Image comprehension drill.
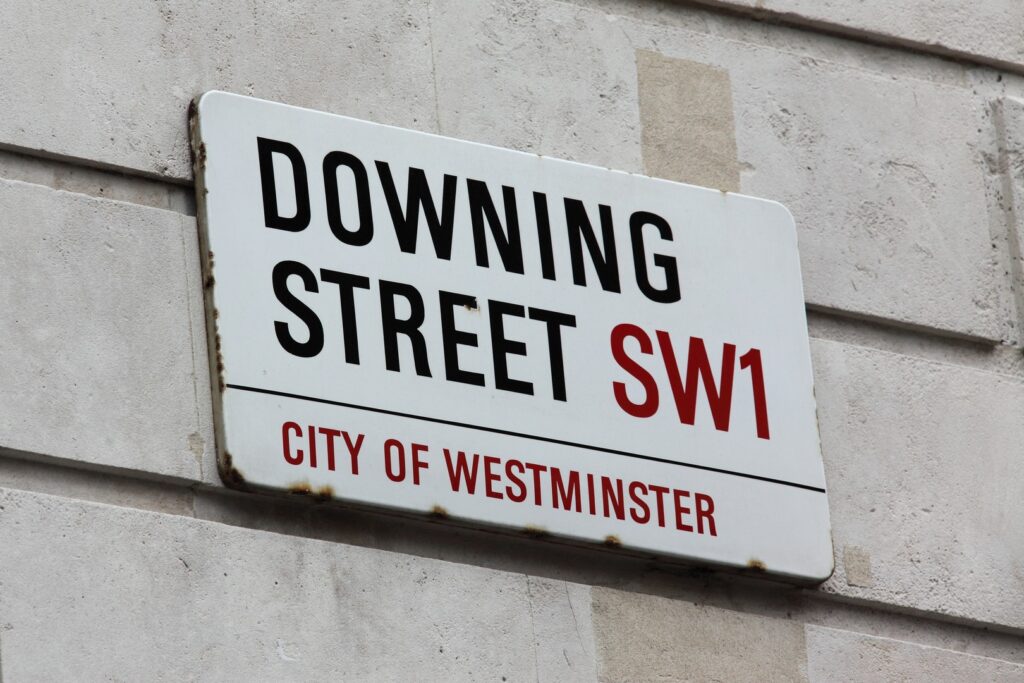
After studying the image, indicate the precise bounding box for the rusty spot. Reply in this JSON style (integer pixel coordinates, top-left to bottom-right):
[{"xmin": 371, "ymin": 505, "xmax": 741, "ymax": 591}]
[
  {"xmin": 429, "ymin": 504, "xmax": 449, "ymax": 519},
  {"xmin": 314, "ymin": 485, "xmax": 334, "ymax": 500},
  {"xmin": 522, "ymin": 525, "xmax": 549, "ymax": 538},
  {"xmin": 197, "ymin": 142, "xmax": 207, "ymax": 169},
  {"xmin": 204, "ymin": 252, "xmax": 216, "ymax": 290},
  {"xmin": 463, "ymin": 297, "xmax": 479, "ymax": 312},
  {"xmin": 212, "ymin": 308, "xmax": 220, "ymax": 320},
  {"xmin": 215, "ymin": 352, "xmax": 225, "ymax": 392},
  {"xmin": 219, "ymin": 451, "xmax": 248, "ymax": 490},
  {"xmin": 213, "ymin": 332, "xmax": 225, "ymax": 391},
  {"xmin": 187, "ymin": 99, "xmax": 203, "ymax": 174},
  {"xmin": 604, "ymin": 535, "xmax": 622, "ymax": 547},
  {"xmin": 746, "ymin": 558, "xmax": 767, "ymax": 571},
  {"xmin": 288, "ymin": 481, "xmax": 313, "ymax": 495}
]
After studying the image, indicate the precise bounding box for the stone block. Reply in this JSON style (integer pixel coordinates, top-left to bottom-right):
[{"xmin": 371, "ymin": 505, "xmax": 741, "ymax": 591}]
[
  {"xmin": 636, "ymin": 49, "xmax": 740, "ymax": 191},
  {"xmin": 429, "ymin": 0, "xmax": 645, "ymax": 173},
  {"xmin": 996, "ymin": 96, "xmax": 1024, "ymax": 338},
  {"xmin": 811, "ymin": 338, "xmax": 1024, "ymax": 629},
  {"xmin": 0, "ymin": 486, "xmax": 591, "ymax": 681},
  {"xmin": 0, "ymin": 179, "xmax": 212, "ymax": 481},
  {"xmin": 591, "ymin": 586, "xmax": 808, "ymax": 681},
  {"xmin": 0, "ymin": 0, "xmax": 437, "ymax": 180}
]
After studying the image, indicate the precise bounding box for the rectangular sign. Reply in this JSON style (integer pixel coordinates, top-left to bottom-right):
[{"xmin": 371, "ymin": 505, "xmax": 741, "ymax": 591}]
[{"xmin": 191, "ymin": 91, "xmax": 833, "ymax": 582}]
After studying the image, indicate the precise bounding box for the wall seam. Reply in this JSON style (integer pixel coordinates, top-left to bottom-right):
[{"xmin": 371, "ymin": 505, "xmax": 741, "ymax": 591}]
[{"xmin": 667, "ymin": 0, "xmax": 1024, "ymax": 77}]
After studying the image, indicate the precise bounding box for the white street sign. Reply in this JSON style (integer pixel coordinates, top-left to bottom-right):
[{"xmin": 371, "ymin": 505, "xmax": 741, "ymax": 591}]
[{"xmin": 191, "ymin": 91, "xmax": 833, "ymax": 582}]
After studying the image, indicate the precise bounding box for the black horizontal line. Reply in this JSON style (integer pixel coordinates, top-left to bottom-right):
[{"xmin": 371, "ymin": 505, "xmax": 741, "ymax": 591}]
[{"xmin": 225, "ymin": 383, "xmax": 827, "ymax": 494}]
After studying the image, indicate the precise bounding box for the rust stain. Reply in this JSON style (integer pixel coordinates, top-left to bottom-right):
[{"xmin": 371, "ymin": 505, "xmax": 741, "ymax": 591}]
[
  {"xmin": 522, "ymin": 525, "xmax": 549, "ymax": 538},
  {"xmin": 219, "ymin": 451, "xmax": 248, "ymax": 490},
  {"xmin": 314, "ymin": 485, "xmax": 334, "ymax": 500},
  {"xmin": 288, "ymin": 481, "xmax": 313, "ymax": 495},
  {"xmin": 214, "ymin": 332, "xmax": 225, "ymax": 391},
  {"xmin": 187, "ymin": 99, "xmax": 200, "ymax": 171},
  {"xmin": 603, "ymin": 535, "xmax": 622, "ymax": 547},
  {"xmin": 215, "ymin": 353, "xmax": 225, "ymax": 391},
  {"xmin": 429, "ymin": 504, "xmax": 449, "ymax": 519},
  {"xmin": 196, "ymin": 142, "xmax": 207, "ymax": 169},
  {"xmin": 205, "ymin": 251, "xmax": 216, "ymax": 290},
  {"xmin": 463, "ymin": 297, "xmax": 479, "ymax": 312},
  {"xmin": 746, "ymin": 558, "xmax": 767, "ymax": 571}
]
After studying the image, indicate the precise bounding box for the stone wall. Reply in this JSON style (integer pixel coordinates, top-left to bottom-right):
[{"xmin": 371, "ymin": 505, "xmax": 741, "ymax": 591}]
[{"xmin": 1, "ymin": 0, "xmax": 1023, "ymax": 679}]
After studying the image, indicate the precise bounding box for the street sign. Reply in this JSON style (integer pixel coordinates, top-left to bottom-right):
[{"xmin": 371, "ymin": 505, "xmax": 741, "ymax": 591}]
[{"xmin": 191, "ymin": 91, "xmax": 833, "ymax": 582}]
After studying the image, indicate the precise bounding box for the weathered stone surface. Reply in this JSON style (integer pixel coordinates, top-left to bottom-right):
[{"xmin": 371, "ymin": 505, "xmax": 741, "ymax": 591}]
[
  {"xmin": 0, "ymin": 487, "xmax": 592, "ymax": 681},
  {"xmin": 997, "ymin": 96, "xmax": 1024, "ymax": 338},
  {"xmin": 695, "ymin": 0, "xmax": 1024, "ymax": 71},
  {"xmin": 431, "ymin": 0, "xmax": 1014, "ymax": 342},
  {"xmin": 806, "ymin": 626, "xmax": 1024, "ymax": 682},
  {"xmin": 636, "ymin": 49, "xmax": 740, "ymax": 191},
  {"xmin": 732, "ymin": 63, "xmax": 1006, "ymax": 341},
  {"xmin": 0, "ymin": 0, "xmax": 437, "ymax": 180},
  {"xmin": 0, "ymin": 179, "xmax": 212, "ymax": 481},
  {"xmin": 429, "ymin": 0, "xmax": 645, "ymax": 173},
  {"xmin": 811, "ymin": 338, "xmax": 1024, "ymax": 629},
  {"xmin": 527, "ymin": 576, "xmax": 599, "ymax": 681},
  {"xmin": 592, "ymin": 587, "xmax": 808, "ymax": 682}
]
